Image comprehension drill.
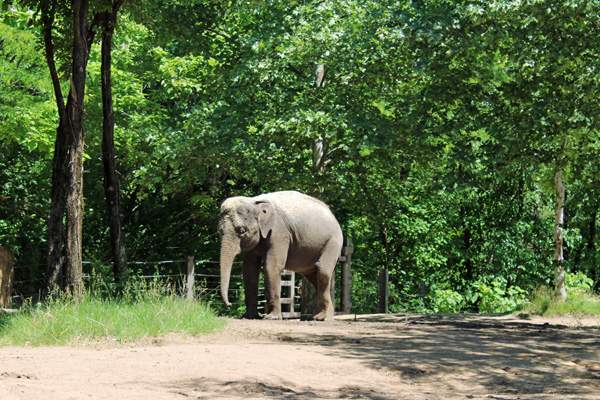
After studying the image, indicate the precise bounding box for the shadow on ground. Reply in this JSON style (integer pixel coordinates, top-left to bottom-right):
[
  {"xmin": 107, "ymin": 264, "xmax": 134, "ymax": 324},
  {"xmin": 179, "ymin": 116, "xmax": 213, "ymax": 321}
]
[{"xmin": 283, "ymin": 314, "xmax": 600, "ymax": 398}]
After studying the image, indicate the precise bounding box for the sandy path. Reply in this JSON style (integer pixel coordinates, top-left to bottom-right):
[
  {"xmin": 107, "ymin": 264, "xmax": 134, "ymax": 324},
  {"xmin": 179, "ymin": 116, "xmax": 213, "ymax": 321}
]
[{"xmin": 1, "ymin": 313, "xmax": 599, "ymax": 399}]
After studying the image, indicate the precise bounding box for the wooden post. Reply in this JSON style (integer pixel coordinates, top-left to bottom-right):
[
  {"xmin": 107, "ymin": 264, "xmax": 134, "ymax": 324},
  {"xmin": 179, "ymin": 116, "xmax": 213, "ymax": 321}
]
[
  {"xmin": 185, "ymin": 254, "xmax": 195, "ymax": 300},
  {"xmin": 300, "ymin": 275, "xmax": 316, "ymax": 320},
  {"xmin": 340, "ymin": 237, "xmax": 353, "ymax": 314},
  {"xmin": 0, "ymin": 246, "xmax": 14, "ymax": 308},
  {"xmin": 378, "ymin": 267, "xmax": 389, "ymax": 314},
  {"xmin": 418, "ymin": 280, "xmax": 426, "ymax": 303}
]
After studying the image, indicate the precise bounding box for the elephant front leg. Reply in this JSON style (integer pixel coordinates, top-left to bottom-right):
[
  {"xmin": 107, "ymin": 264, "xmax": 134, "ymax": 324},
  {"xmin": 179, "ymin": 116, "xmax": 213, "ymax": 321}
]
[
  {"xmin": 241, "ymin": 254, "xmax": 261, "ymax": 319},
  {"xmin": 263, "ymin": 254, "xmax": 286, "ymax": 320},
  {"xmin": 263, "ymin": 269, "xmax": 283, "ymax": 320}
]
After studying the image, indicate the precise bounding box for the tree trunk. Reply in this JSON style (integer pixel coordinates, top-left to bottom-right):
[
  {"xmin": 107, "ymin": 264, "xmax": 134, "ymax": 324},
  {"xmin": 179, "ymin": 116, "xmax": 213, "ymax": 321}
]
[
  {"xmin": 586, "ymin": 201, "xmax": 598, "ymax": 254},
  {"xmin": 43, "ymin": 0, "xmax": 97, "ymax": 296},
  {"xmin": 0, "ymin": 247, "xmax": 14, "ymax": 308},
  {"xmin": 64, "ymin": 114, "xmax": 85, "ymax": 296},
  {"xmin": 554, "ymin": 136, "xmax": 568, "ymax": 301},
  {"xmin": 377, "ymin": 227, "xmax": 391, "ymax": 314},
  {"xmin": 302, "ymin": 138, "xmax": 322, "ymax": 312},
  {"xmin": 377, "ymin": 266, "xmax": 389, "ymax": 314},
  {"xmin": 100, "ymin": 2, "xmax": 127, "ymax": 284},
  {"xmin": 64, "ymin": 0, "xmax": 92, "ymax": 297},
  {"xmin": 42, "ymin": 0, "xmax": 69, "ymax": 291},
  {"xmin": 46, "ymin": 121, "xmax": 69, "ymax": 290},
  {"xmin": 300, "ymin": 275, "xmax": 317, "ymax": 319},
  {"xmin": 302, "ymin": 63, "xmax": 329, "ymax": 315},
  {"xmin": 310, "ymin": 63, "xmax": 327, "ymax": 195},
  {"xmin": 554, "ymin": 168, "xmax": 567, "ymax": 301}
]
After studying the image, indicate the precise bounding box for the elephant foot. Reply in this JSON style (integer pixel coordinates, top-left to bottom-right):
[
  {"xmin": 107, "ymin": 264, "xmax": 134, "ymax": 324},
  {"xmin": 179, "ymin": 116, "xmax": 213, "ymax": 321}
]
[
  {"xmin": 241, "ymin": 311, "xmax": 261, "ymax": 320},
  {"xmin": 263, "ymin": 312, "xmax": 282, "ymax": 320},
  {"xmin": 312, "ymin": 310, "xmax": 333, "ymax": 321}
]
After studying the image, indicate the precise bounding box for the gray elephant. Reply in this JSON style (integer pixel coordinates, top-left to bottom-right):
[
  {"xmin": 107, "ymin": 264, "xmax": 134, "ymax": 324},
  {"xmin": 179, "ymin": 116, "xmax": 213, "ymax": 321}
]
[{"xmin": 218, "ymin": 191, "xmax": 343, "ymax": 321}]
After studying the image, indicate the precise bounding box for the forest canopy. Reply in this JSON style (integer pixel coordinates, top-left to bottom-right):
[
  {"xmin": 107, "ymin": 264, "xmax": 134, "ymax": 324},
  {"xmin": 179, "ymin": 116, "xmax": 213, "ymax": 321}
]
[{"xmin": 1, "ymin": 0, "xmax": 600, "ymax": 313}]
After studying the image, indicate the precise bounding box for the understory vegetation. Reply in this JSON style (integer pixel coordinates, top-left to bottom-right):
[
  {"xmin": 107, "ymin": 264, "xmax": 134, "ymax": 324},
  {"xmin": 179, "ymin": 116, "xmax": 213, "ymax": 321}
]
[
  {"xmin": 423, "ymin": 272, "xmax": 600, "ymax": 315},
  {"xmin": 2, "ymin": 0, "xmax": 600, "ymax": 318},
  {"xmin": 0, "ymin": 282, "xmax": 225, "ymax": 346}
]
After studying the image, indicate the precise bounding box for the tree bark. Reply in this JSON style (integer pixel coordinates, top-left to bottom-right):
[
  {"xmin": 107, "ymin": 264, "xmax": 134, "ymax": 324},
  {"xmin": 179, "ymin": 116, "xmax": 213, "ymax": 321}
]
[
  {"xmin": 42, "ymin": 0, "xmax": 102, "ymax": 295},
  {"xmin": 554, "ymin": 169, "xmax": 567, "ymax": 301},
  {"xmin": 62, "ymin": 0, "xmax": 91, "ymax": 297},
  {"xmin": 0, "ymin": 247, "xmax": 14, "ymax": 308},
  {"xmin": 100, "ymin": 1, "xmax": 128, "ymax": 284},
  {"xmin": 377, "ymin": 266, "xmax": 389, "ymax": 314},
  {"xmin": 46, "ymin": 123, "xmax": 69, "ymax": 290},
  {"xmin": 42, "ymin": 0, "xmax": 70, "ymax": 291},
  {"xmin": 554, "ymin": 136, "xmax": 568, "ymax": 301},
  {"xmin": 311, "ymin": 63, "xmax": 327, "ymax": 192},
  {"xmin": 586, "ymin": 202, "xmax": 598, "ymax": 254},
  {"xmin": 302, "ymin": 63, "xmax": 328, "ymax": 315}
]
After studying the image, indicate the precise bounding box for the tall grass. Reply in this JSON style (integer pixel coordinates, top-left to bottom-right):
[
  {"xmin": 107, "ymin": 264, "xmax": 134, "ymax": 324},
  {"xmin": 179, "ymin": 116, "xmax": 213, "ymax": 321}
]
[
  {"xmin": 523, "ymin": 286, "xmax": 600, "ymax": 316},
  {"xmin": 0, "ymin": 280, "xmax": 226, "ymax": 346}
]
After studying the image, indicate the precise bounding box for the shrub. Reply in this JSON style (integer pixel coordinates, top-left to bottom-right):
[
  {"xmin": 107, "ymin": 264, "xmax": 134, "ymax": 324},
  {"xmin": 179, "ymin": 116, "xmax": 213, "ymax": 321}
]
[
  {"xmin": 470, "ymin": 277, "xmax": 527, "ymax": 313},
  {"xmin": 431, "ymin": 288, "xmax": 465, "ymax": 313}
]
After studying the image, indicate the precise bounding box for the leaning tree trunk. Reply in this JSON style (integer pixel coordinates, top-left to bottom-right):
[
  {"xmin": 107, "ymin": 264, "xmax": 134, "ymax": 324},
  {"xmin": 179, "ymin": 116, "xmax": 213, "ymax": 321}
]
[
  {"xmin": 100, "ymin": 2, "xmax": 128, "ymax": 284},
  {"xmin": 42, "ymin": 0, "xmax": 69, "ymax": 291},
  {"xmin": 46, "ymin": 121, "xmax": 69, "ymax": 290}
]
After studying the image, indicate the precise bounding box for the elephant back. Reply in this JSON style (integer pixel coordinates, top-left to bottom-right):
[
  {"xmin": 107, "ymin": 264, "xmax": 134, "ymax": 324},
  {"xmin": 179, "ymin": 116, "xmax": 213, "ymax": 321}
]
[{"xmin": 253, "ymin": 191, "xmax": 331, "ymax": 219}]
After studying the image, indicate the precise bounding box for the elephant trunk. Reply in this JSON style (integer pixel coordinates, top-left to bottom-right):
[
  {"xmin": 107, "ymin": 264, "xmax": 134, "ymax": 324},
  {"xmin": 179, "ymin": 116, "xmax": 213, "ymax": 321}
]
[{"xmin": 219, "ymin": 233, "xmax": 241, "ymax": 309}]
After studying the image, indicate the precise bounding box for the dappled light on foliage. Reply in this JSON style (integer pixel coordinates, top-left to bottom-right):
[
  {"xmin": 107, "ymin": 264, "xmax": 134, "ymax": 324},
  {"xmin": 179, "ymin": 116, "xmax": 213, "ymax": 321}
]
[{"xmin": 1, "ymin": 0, "xmax": 600, "ymax": 313}]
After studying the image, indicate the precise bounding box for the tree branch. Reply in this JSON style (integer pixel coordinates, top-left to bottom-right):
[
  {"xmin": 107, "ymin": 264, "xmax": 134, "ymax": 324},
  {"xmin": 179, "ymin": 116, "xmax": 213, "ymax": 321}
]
[{"xmin": 40, "ymin": 0, "xmax": 66, "ymax": 117}]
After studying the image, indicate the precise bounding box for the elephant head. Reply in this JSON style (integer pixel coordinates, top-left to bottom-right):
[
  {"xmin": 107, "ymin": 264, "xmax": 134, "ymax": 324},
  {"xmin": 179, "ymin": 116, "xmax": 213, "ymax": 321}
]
[{"xmin": 218, "ymin": 197, "xmax": 274, "ymax": 308}]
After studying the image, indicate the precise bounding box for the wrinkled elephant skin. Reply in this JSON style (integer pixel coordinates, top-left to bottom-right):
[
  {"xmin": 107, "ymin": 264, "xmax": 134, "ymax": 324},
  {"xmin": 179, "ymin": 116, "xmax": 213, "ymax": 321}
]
[{"xmin": 218, "ymin": 191, "xmax": 343, "ymax": 321}]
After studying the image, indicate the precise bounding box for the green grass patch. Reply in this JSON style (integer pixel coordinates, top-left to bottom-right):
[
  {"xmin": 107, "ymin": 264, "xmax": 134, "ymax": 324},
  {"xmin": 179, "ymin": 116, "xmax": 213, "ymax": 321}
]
[
  {"xmin": 0, "ymin": 284, "xmax": 226, "ymax": 346},
  {"xmin": 522, "ymin": 286, "xmax": 600, "ymax": 316}
]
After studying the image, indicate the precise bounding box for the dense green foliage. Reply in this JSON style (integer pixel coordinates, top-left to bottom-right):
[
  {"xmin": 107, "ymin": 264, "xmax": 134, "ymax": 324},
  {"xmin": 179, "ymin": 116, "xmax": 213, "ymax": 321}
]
[{"xmin": 1, "ymin": 0, "xmax": 600, "ymax": 314}]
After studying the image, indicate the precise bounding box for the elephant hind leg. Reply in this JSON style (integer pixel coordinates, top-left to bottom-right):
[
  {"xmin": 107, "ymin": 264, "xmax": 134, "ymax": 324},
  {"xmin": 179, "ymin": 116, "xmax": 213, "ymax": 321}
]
[
  {"xmin": 300, "ymin": 270, "xmax": 328, "ymax": 321},
  {"xmin": 305, "ymin": 260, "xmax": 336, "ymax": 321},
  {"xmin": 312, "ymin": 271, "xmax": 334, "ymax": 321},
  {"xmin": 312, "ymin": 238, "xmax": 342, "ymax": 321}
]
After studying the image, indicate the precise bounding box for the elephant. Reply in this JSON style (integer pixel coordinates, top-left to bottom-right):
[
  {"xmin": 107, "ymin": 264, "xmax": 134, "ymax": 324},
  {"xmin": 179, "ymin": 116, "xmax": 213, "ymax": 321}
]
[{"xmin": 218, "ymin": 191, "xmax": 343, "ymax": 321}]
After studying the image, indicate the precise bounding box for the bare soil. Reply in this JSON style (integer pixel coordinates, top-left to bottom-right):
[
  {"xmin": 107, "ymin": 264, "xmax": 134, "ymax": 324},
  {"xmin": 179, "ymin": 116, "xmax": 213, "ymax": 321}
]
[{"xmin": 1, "ymin": 313, "xmax": 599, "ymax": 399}]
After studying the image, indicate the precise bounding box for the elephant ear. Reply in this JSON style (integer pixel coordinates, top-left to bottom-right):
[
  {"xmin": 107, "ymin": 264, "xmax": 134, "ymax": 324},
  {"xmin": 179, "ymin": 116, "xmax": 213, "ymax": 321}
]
[{"xmin": 256, "ymin": 200, "xmax": 275, "ymax": 239}]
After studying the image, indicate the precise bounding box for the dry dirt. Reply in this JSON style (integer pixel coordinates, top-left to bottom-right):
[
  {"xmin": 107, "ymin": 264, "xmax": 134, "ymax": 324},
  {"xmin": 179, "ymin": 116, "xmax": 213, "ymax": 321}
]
[{"xmin": 1, "ymin": 313, "xmax": 599, "ymax": 400}]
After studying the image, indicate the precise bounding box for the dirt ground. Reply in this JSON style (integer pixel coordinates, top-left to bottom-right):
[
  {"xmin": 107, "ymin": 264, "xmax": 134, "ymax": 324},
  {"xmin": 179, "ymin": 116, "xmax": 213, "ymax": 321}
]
[{"xmin": 0, "ymin": 313, "xmax": 599, "ymax": 400}]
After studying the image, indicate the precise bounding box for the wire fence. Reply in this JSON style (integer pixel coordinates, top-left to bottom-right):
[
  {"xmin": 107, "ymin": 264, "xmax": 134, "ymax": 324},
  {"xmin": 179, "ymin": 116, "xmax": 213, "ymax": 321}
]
[
  {"xmin": 8, "ymin": 267, "xmax": 432, "ymax": 316},
  {"xmin": 10, "ymin": 258, "xmax": 345, "ymax": 316},
  {"xmin": 11, "ymin": 259, "xmax": 310, "ymax": 318},
  {"xmin": 10, "ymin": 258, "xmax": 246, "ymax": 306},
  {"xmin": 8, "ymin": 248, "xmax": 426, "ymax": 315}
]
